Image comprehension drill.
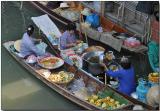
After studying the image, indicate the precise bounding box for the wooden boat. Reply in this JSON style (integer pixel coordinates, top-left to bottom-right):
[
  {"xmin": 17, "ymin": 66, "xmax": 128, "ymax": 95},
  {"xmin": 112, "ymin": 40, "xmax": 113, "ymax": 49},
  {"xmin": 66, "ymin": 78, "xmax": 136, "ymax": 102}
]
[
  {"xmin": 3, "ymin": 40, "xmax": 156, "ymax": 110},
  {"xmin": 3, "ymin": 41, "xmax": 133, "ymax": 110},
  {"xmin": 30, "ymin": 1, "xmax": 148, "ymax": 53},
  {"xmin": 30, "ymin": 2, "xmax": 125, "ymax": 32}
]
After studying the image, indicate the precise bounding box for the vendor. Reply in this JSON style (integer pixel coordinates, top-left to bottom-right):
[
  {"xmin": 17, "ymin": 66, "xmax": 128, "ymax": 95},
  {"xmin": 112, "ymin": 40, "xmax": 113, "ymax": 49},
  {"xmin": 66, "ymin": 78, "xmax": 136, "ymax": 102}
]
[
  {"xmin": 148, "ymin": 11, "xmax": 159, "ymax": 72},
  {"xmin": 103, "ymin": 56, "xmax": 136, "ymax": 96},
  {"xmin": 20, "ymin": 25, "xmax": 44, "ymax": 58},
  {"xmin": 60, "ymin": 23, "xmax": 80, "ymax": 50}
]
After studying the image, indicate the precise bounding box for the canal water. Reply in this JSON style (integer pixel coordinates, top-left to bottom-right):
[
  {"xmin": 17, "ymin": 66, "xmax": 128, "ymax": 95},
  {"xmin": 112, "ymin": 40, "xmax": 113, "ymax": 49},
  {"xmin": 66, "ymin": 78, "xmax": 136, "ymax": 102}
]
[
  {"xmin": 1, "ymin": 1, "xmax": 83, "ymax": 110},
  {"xmin": 1, "ymin": 1, "xmax": 153, "ymax": 110}
]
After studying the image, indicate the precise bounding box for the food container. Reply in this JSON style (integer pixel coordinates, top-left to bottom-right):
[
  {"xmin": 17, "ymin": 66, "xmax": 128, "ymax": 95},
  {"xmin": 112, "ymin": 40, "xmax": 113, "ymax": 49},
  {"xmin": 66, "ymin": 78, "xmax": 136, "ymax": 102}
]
[
  {"xmin": 84, "ymin": 46, "xmax": 105, "ymax": 53},
  {"xmin": 26, "ymin": 55, "xmax": 37, "ymax": 64},
  {"xmin": 37, "ymin": 56, "xmax": 64, "ymax": 69},
  {"xmin": 69, "ymin": 55, "xmax": 83, "ymax": 68},
  {"xmin": 124, "ymin": 37, "xmax": 141, "ymax": 48},
  {"xmin": 87, "ymin": 87, "xmax": 133, "ymax": 110},
  {"xmin": 36, "ymin": 69, "xmax": 51, "ymax": 78},
  {"xmin": 148, "ymin": 73, "xmax": 159, "ymax": 83},
  {"xmin": 82, "ymin": 51, "xmax": 105, "ymax": 75},
  {"xmin": 48, "ymin": 71, "xmax": 74, "ymax": 84}
]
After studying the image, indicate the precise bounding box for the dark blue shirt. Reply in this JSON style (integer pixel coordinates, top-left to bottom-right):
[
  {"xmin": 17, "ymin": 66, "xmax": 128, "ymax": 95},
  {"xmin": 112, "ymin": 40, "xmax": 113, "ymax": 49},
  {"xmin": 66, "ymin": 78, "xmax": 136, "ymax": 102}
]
[{"xmin": 106, "ymin": 66, "xmax": 136, "ymax": 96}]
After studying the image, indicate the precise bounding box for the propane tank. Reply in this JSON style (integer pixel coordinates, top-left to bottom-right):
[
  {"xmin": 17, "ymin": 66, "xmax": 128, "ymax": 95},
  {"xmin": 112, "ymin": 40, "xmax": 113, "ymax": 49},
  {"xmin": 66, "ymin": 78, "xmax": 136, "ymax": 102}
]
[{"xmin": 136, "ymin": 78, "xmax": 149, "ymax": 102}]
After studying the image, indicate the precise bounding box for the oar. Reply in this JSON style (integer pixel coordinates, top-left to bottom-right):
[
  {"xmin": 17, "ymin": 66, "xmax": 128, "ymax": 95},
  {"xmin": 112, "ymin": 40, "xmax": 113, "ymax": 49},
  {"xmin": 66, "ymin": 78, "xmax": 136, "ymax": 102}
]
[{"xmin": 104, "ymin": 64, "xmax": 108, "ymax": 85}]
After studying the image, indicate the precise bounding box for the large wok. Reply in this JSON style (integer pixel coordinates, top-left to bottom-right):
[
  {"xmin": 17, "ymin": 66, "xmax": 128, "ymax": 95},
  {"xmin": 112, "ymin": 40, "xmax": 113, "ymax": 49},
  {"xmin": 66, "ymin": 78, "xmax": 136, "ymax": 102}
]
[{"xmin": 82, "ymin": 51, "xmax": 105, "ymax": 75}]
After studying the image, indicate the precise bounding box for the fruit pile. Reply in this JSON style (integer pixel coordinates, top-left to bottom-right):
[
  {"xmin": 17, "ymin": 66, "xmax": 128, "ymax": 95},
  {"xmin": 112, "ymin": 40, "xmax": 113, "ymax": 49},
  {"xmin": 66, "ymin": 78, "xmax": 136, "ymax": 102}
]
[
  {"xmin": 148, "ymin": 72, "xmax": 159, "ymax": 83},
  {"xmin": 48, "ymin": 71, "xmax": 74, "ymax": 83},
  {"xmin": 87, "ymin": 94, "xmax": 126, "ymax": 110}
]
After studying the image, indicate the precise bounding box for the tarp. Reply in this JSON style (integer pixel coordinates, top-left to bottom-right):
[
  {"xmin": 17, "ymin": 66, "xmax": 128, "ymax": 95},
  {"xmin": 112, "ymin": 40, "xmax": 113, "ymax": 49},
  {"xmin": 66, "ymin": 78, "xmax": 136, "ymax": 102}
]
[{"xmin": 31, "ymin": 14, "xmax": 62, "ymax": 38}]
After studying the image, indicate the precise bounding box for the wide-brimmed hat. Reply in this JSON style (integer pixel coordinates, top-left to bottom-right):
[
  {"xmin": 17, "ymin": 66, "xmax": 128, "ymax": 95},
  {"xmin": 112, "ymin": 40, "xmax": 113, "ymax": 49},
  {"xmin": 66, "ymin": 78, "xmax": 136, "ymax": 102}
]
[
  {"xmin": 59, "ymin": 3, "xmax": 69, "ymax": 8},
  {"xmin": 81, "ymin": 8, "xmax": 91, "ymax": 16},
  {"xmin": 14, "ymin": 39, "xmax": 21, "ymax": 52}
]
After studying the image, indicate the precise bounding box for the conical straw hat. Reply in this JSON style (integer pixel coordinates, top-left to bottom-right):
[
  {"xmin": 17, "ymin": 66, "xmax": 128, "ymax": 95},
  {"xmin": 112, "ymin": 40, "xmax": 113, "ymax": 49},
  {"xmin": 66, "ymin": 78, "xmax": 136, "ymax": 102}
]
[{"xmin": 14, "ymin": 39, "xmax": 21, "ymax": 52}]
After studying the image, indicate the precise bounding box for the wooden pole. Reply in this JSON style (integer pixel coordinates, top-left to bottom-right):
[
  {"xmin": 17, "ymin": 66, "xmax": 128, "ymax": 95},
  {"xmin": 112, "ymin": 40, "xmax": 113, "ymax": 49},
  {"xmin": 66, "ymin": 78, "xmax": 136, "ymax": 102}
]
[
  {"xmin": 101, "ymin": 1, "xmax": 105, "ymax": 17},
  {"xmin": 81, "ymin": 14, "xmax": 88, "ymax": 44},
  {"xmin": 79, "ymin": 14, "xmax": 83, "ymax": 40},
  {"xmin": 105, "ymin": 73, "xmax": 107, "ymax": 85}
]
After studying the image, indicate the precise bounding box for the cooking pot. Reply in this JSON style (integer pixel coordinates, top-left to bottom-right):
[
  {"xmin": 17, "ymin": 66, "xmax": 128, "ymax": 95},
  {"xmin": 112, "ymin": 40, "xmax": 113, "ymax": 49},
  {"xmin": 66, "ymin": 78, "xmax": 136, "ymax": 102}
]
[{"xmin": 82, "ymin": 51, "xmax": 105, "ymax": 75}]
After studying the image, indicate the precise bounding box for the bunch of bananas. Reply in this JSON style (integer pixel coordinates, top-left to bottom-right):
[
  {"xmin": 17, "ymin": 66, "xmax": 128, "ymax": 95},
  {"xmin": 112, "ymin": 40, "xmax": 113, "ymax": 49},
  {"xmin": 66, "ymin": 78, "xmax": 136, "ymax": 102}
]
[{"xmin": 87, "ymin": 95, "xmax": 125, "ymax": 110}]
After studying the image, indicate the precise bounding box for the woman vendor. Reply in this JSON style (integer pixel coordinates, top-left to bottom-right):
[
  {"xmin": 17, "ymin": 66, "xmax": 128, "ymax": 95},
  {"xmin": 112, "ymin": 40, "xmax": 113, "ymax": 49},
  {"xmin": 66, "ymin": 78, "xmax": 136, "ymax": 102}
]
[
  {"xmin": 103, "ymin": 56, "xmax": 136, "ymax": 96},
  {"xmin": 20, "ymin": 25, "xmax": 44, "ymax": 58},
  {"xmin": 60, "ymin": 23, "xmax": 80, "ymax": 50},
  {"xmin": 148, "ymin": 11, "xmax": 159, "ymax": 72}
]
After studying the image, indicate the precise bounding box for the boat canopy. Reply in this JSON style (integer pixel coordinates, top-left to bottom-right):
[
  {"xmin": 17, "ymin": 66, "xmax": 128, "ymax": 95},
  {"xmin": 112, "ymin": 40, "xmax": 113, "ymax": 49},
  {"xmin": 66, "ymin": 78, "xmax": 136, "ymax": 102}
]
[{"xmin": 31, "ymin": 14, "xmax": 62, "ymax": 38}]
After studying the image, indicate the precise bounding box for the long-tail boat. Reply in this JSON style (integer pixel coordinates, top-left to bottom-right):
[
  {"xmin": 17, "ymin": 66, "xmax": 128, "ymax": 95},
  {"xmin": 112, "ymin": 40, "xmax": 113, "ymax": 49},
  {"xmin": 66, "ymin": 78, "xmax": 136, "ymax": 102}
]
[
  {"xmin": 3, "ymin": 41, "xmax": 155, "ymax": 110},
  {"xmin": 3, "ymin": 41, "xmax": 134, "ymax": 110}
]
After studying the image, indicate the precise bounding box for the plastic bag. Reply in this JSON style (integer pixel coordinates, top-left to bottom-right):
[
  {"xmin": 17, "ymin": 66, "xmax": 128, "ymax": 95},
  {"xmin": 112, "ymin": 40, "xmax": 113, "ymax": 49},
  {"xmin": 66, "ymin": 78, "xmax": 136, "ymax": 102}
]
[
  {"xmin": 67, "ymin": 78, "xmax": 85, "ymax": 92},
  {"xmin": 85, "ymin": 14, "xmax": 100, "ymax": 28},
  {"xmin": 74, "ymin": 87, "xmax": 90, "ymax": 100},
  {"xmin": 36, "ymin": 42, "xmax": 47, "ymax": 55}
]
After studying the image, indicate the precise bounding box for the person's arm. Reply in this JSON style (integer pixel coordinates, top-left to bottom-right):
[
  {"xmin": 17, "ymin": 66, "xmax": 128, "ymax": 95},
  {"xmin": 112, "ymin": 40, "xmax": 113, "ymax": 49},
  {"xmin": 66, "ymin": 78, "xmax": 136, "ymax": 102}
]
[
  {"xmin": 27, "ymin": 41, "xmax": 43, "ymax": 56},
  {"xmin": 60, "ymin": 34, "xmax": 67, "ymax": 49},
  {"xmin": 66, "ymin": 43, "xmax": 76, "ymax": 48},
  {"xmin": 60, "ymin": 33, "xmax": 76, "ymax": 49},
  {"xmin": 106, "ymin": 69, "xmax": 122, "ymax": 78},
  {"xmin": 31, "ymin": 37, "xmax": 42, "ymax": 43}
]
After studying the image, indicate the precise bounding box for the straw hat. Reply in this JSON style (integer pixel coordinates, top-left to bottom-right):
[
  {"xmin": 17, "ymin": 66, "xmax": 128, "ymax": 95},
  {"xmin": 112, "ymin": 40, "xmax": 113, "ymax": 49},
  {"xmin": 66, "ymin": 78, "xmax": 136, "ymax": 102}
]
[
  {"xmin": 59, "ymin": 3, "xmax": 69, "ymax": 8},
  {"xmin": 81, "ymin": 8, "xmax": 91, "ymax": 16},
  {"xmin": 14, "ymin": 39, "xmax": 21, "ymax": 52}
]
